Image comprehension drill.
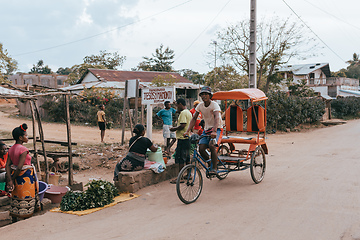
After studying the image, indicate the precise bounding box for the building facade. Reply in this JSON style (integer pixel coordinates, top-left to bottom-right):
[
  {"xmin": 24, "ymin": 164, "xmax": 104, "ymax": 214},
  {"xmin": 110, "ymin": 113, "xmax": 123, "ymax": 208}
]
[
  {"xmin": 276, "ymin": 63, "xmax": 359, "ymax": 98},
  {"xmin": 8, "ymin": 73, "xmax": 68, "ymax": 89}
]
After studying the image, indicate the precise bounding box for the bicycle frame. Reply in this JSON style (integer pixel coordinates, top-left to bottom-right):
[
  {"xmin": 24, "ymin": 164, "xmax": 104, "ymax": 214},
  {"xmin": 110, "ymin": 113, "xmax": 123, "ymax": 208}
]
[{"xmin": 191, "ymin": 148, "xmax": 226, "ymax": 177}]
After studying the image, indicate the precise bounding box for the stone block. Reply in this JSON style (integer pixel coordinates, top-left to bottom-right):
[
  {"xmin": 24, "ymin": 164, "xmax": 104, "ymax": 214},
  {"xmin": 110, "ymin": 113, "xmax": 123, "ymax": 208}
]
[
  {"xmin": 114, "ymin": 162, "xmax": 178, "ymax": 193},
  {"xmin": 0, "ymin": 211, "xmax": 10, "ymax": 221},
  {"xmin": 0, "ymin": 196, "xmax": 10, "ymax": 207},
  {"xmin": 41, "ymin": 198, "xmax": 52, "ymax": 206},
  {"xmin": 120, "ymin": 174, "xmax": 135, "ymax": 185}
]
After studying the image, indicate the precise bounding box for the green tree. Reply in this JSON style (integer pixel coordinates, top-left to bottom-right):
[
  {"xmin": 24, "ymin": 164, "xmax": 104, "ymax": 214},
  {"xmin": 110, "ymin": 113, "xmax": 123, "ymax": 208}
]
[
  {"xmin": 347, "ymin": 53, "xmax": 359, "ymax": 66},
  {"xmin": 204, "ymin": 65, "xmax": 247, "ymax": 92},
  {"xmin": 331, "ymin": 69, "xmax": 347, "ymax": 77},
  {"xmin": 287, "ymin": 79, "xmax": 316, "ymax": 97},
  {"xmin": 137, "ymin": 44, "xmax": 175, "ymax": 72},
  {"xmin": 150, "ymin": 74, "xmax": 178, "ymax": 87},
  {"xmin": 66, "ymin": 50, "xmax": 126, "ymax": 85},
  {"xmin": 213, "ymin": 16, "xmax": 318, "ymax": 92},
  {"xmin": 56, "ymin": 67, "xmax": 72, "ymax": 75},
  {"xmin": 66, "ymin": 64, "xmax": 106, "ymax": 85},
  {"xmin": 83, "ymin": 50, "xmax": 126, "ymax": 69},
  {"xmin": 0, "ymin": 43, "xmax": 18, "ymax": 83},
  {"xmin": 177, "ymin": 69, "xmax": 205, "ymax": 85},
  {"xmin": 29, "ymin": 60, "xmax": 52, "ymax": 74},
  {"xmin": 344, "ymin": 53, "xmax": 360, "ymax": 80},
  {"xmin": 346, "ymin": 65, "xmax": 360, "ymax": 80}
]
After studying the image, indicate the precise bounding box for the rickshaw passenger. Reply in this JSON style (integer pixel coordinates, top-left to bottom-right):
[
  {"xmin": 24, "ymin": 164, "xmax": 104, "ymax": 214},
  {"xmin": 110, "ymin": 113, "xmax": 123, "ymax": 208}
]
[{"xmin": 184, "ymin": 86, "xmax": 222, "ymax": 175}]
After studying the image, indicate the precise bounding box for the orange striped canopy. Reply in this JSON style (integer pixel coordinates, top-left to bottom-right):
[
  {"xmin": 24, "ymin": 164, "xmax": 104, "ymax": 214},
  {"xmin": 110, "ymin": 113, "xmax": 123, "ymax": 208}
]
[{"xmin": 212, "ymin": 88, "xmax": 267, "ymax": 102}]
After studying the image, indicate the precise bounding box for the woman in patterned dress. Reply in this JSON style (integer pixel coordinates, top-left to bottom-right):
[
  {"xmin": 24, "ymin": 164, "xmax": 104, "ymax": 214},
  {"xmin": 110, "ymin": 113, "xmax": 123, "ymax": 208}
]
[
  {"xmin": 114, "ymin": 124, "xmax": 158, "ymax": 181},
  {"xmin": 6, "ymin": 123, "xmax": 40, "ymax": 222}
]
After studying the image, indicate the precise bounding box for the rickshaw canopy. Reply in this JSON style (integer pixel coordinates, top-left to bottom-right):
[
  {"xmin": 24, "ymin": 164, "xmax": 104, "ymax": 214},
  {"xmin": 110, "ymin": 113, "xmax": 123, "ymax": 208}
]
[{"xmin": 212, "ymin": 88, "xmax": 268, "ymax": 102}]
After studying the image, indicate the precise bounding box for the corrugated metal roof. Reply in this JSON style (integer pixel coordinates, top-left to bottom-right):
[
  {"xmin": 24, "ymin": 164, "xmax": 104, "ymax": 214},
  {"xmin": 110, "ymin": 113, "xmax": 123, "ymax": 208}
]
[
  {"xmin": 339, "ymin": 89, "xmax": 360, "ymax": 96},
  {"xmin": 0, "ymin": 86, "xmax": 25, "ymax": 96},
  {"xmin": 80, "ymin": 69, "xmax": 192, "ymax": 83},
  {"xmin": 276, "ymin": 63, "xmax": 331, "ymax": 77},
  {"xmin": 139, "ymin": 82, "xmax": 201, "ymax": 89},
  {"xmin": 62, "ymin": 81, "xmax": 200, "ymax": 91},
  {"xmin": 61, "ymin": 81, "xmax": 125, "ymax": 91}
]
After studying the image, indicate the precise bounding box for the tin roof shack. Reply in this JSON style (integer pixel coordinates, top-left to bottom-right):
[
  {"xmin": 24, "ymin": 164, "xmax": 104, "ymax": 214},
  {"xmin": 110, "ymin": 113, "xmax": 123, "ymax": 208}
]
[
  {"xmin": 8, "ymin": 73, "xmax": 69, "ymax": 89},
  {"xmin": 62, "ymin": 69, "xmax": 201, "ymax": 107},
  {"xmin": 276, "ymin": 63, "xmax": 360, "ymax": 98}
]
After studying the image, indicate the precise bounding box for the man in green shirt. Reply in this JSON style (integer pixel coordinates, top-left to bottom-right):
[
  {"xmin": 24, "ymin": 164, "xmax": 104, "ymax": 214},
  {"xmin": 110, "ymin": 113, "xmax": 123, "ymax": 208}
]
[{"xmin": 170, "ymin": 98, "xmax": 192, "ymax": 184}]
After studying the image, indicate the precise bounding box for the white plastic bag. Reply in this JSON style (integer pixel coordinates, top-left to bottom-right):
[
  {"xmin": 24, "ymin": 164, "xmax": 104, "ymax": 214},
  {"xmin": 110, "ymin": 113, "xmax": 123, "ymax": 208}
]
[{"xmin": 150, "ymin": 162, "xmax": 164, "ymax": 174}]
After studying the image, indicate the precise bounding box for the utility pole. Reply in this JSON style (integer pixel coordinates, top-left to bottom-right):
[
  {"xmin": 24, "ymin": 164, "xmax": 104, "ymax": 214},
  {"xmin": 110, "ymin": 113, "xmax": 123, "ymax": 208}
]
[
  {"xmin": 249, "ymin": 0, "xmax": 257, "ymax": 88},
  {"xmin": 213, "ymin": 41, "xmax": 217, "ymax": 90}
]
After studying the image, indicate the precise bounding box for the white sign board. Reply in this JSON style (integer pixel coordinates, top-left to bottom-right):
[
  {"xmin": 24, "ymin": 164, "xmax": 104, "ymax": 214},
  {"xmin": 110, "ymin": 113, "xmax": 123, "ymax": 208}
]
[
  {"xmin": 141, "ymin": 87, "xmax": 175, "ymax": 105},
  {"xmin": 127, "ymin": 79, "xmax": 139, "ymax": 98}
]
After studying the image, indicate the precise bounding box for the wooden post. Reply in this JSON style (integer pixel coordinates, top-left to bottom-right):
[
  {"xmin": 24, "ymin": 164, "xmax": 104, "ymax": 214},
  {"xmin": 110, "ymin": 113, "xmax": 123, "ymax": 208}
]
[
  {"xmin": 141, "ymin": 104, "xmax": 144, "ymax": 125},
  {"xmin": 29, "ymin": 100, "xmax": 40, "ymax": 174},
  {"xmin": 33, "ymin": 101, "xmax": 48, "ymax": 183},
  {"xmin": 121, "ymin": 80, "xmax": 128, "ymax": 145},
  {"xmin": 134, "ymin": 79, "xmax": 139, "ymax": 125},
  {"xmin": 64, "ymin": 94, "xmax": 73, "ymax": 186},
  {"xmin": 128, "ymin": 108, "xmax": 134, "ymax": 137}
]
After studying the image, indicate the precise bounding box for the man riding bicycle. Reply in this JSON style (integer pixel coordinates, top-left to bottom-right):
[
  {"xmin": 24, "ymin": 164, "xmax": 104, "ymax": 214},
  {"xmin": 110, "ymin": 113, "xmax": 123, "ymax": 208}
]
[{"xmin": 184, "ymin": 86, "xmax": 222, "ymax": 175}]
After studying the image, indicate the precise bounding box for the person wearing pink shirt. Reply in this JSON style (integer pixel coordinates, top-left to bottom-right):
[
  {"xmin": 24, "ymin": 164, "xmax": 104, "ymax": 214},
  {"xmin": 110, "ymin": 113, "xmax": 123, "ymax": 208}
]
[{"xmin": 6, "ymin": 123, "xmax": 40, "ymax": 222}]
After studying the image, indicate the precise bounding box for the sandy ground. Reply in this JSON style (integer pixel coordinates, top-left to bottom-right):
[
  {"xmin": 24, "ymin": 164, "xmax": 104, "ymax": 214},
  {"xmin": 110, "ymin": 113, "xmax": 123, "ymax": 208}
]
[
  {"xmin": 0, "ymin": 103, "xmax": 165, "ymax": 145},
  {"xmin": 1, "ymin": 102, "xmax": 360, "ymax": 239},
  {"xmin": 0, "ymin": 103, "xmax": 165, "ymax": 184}
]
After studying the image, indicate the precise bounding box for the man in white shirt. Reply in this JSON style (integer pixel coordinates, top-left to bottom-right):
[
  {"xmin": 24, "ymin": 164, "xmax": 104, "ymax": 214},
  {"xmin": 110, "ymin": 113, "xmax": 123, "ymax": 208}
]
[{"xmin": 184, "ymin": 86, "xmax": 222, "ymax": 175}]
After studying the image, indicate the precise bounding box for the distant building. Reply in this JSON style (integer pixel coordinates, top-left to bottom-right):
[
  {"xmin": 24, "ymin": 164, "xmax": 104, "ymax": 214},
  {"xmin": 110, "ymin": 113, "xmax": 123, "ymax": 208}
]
[
  {"xmin": 276, "ymin": 63, "xmax": 360, "ymax": 98},
  {"xmin": 8, "ymin": 73, "xmax": 68, "ymax": 89},
  {"xmin": 62, "ymin": 69, "xmax": 201, "ymax": 105}
]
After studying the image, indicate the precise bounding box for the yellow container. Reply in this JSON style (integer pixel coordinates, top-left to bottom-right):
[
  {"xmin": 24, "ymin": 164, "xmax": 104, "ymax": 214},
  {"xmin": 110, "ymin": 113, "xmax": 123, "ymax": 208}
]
[
  {"xmin": 41, "ymin": 172, "xmax": 61, "ymax": 186},
  {"xmin": 48, "ymin": 172, "xmax": 61, "ymax": 186}
]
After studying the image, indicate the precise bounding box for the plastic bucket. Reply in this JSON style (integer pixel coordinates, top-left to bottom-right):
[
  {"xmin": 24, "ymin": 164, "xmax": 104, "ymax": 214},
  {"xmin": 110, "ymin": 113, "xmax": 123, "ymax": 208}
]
[
  {"xmin": 38, "ymin": 181, "xmax": 48, "ymax": 201},
  {"xmin": 44, "ymin": 185, "xmax": 70, "ymax": 204},
  {"xmin": 146, "ymin": 147, "xmax": 166, "ymax": 168}
]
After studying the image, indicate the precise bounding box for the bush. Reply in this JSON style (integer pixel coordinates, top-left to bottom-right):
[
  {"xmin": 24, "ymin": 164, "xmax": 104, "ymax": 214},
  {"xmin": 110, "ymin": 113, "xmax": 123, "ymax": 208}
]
[
  {"xmin": 41, "ymin": 96, "xmax": 125, "ymax": 127},
  {"xmin": 331, "ymin": 97, "xmax": 360, "ymax": 119},
  {"xmin": 267, "ymin": 91, "xmax": 325, "ymax": 132}
]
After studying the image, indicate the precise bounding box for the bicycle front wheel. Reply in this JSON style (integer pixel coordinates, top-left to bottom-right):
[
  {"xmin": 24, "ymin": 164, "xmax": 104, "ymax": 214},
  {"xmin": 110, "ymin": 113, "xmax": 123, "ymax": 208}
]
[
  {"xmin": 250, "ymin": 146, "xmax": 266, "ymax": 184},
  {"xmin": 176, "ymin": 164, "xmax": 203, "ymax": 204}
]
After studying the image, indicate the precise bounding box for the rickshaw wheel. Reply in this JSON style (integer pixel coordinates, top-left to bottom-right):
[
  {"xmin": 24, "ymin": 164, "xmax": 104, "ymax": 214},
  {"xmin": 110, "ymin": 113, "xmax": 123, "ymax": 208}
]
[
  {"xmin": 176, "ymin": 164, "xmax": 203, "ymax": 204},
  {"xmin": 250, "ymin": 146, "xmax": 266, "ymax": 184},
  {"xmin": 217, "ymin": 144, "xmax": 230, "ymax": 156}
]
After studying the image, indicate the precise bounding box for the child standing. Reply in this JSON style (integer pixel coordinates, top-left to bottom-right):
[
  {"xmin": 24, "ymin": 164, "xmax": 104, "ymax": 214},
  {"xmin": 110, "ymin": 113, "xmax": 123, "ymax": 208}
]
[{"xmin": 97, "ymin": 104, "xmax": 106, "ymax": 143}]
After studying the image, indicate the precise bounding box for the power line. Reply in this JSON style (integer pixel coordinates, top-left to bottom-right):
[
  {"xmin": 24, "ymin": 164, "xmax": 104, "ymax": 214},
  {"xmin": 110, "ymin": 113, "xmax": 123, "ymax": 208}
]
[
  {"xmin": 281, "ymin": 0, "xmax": 346, "ymax": 63},
  {"xmin": 13, "ymin": 0, "xmax": 194, "ymax": 57},
  {"xmin": 303, "ymin": 0, "xmax": 360, "ymax": 32},
  {"xmin": 175, "ymin": 0, "xmax": 232, "ymax": 61}
]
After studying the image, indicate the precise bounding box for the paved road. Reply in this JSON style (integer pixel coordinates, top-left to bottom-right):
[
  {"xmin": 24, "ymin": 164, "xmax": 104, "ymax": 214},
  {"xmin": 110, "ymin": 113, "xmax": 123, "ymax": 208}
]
[{"xmin": 1, "ymin": 120, "xmax": 360, "ymax": 240}]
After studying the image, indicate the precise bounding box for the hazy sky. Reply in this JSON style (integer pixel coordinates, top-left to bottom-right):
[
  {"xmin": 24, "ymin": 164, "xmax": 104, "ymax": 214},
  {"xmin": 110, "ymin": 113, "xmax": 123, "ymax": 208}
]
[{"xmin": 1, "ymin": 0, "xmax": 359, "ymax": 74}]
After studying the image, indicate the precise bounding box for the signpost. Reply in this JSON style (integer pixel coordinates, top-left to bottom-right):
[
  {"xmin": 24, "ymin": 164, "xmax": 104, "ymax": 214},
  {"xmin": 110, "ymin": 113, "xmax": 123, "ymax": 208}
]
[{"xmin": 141, "ymin": 86, "xmax": 175, "ymax": 140}]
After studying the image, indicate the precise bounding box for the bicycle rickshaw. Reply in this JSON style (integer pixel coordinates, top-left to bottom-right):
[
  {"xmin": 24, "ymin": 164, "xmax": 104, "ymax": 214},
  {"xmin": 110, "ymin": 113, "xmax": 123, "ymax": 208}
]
[{"xmin": 176, "ymin": 88, "xmax": 268, "ymax": 204}]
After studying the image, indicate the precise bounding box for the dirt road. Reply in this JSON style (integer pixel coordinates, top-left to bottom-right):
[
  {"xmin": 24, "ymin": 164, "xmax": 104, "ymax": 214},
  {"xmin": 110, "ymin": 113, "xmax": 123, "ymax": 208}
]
[
  {"xmin": 1, "ymin": 115, "xmax": 360, "ymax": 239},
  {"xmin": 0, "ymin": 104, "xmax": 164, "ymax": 145}
]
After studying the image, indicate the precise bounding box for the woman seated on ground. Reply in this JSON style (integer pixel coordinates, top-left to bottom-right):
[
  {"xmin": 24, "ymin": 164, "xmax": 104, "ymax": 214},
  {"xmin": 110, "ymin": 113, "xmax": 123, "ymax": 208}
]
[
  {"xmin": 0, "ymin": 141, "xmax": 8, "ymax": 184},
  {"xmin": 114, "ymin": 124, "xmax": 157, "ymax": 181},
  {"xmin": 6, "ymin": 123, "xmax": 40, "ymax": 221}
]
